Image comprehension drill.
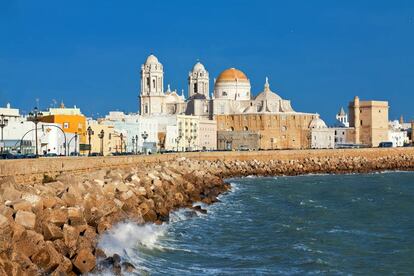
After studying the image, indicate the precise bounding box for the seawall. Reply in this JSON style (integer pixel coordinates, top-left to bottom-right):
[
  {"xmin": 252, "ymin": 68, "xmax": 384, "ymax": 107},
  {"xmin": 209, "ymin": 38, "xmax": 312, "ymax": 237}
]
[
  {"xmin": 2, "ymin": 148, "xmax": 414, "ymax": 183},
  {"xmin": 1, "ymin": 148, "xmax": 414, "ymax": 275}
]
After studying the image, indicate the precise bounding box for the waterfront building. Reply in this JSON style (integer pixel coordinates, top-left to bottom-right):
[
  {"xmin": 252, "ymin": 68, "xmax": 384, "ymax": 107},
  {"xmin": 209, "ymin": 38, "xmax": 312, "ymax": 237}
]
[
  {"xmin": 310, "ymin": 117, "xmax": 335, "ymax": 149},
  {"xmin": 0, "ymin": 104, "xmax": 71, "ymax": 155},
  {"xmin": 348, "ymin": 96, "xmax": 389, "ymax": 147},
  {"xmin": 40, "ymin": 102, "xmax": 87, "ymax": 153},
  {"xmin": 388, "ymin": 120, "xmax": 409, "ymax": 147},
  {"xmin": 86, "ymin": 121, "xmax": 122, "ymax": 156},
  {"xmin": 102, "ymin": 112, "xmax": 158, "ymax": 153},
  {"xmin": 164, "ymin": 115, "xmax": 217, "ymax": 151},
  {"xmin": 198, "ymin": 118, "xmax": 217, "ymax": 150}
]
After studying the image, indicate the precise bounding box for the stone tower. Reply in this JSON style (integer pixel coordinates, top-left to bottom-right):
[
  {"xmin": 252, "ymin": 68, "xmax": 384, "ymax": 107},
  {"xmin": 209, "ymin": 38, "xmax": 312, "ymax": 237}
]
[
  {"xmin": 140, "ymin": 54, "xmax": 165, "ymax": 115},
  {"xmin": 349, "ymin": 96, "xmax": 361, "ymax": 144},
  {"xmin": 411, "ymin": 121, "xmax": 414, "ymax": 143},
  {"xmin": 188, "ymin": 61, "xmax": 209, "ymax": 99}
]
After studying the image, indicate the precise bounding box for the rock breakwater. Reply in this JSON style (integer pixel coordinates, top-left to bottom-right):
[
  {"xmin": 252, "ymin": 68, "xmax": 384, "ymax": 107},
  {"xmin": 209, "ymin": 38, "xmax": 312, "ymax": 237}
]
[{"xmin": 0, "ymin": 150, "xmax": 414, "ymax": 275}]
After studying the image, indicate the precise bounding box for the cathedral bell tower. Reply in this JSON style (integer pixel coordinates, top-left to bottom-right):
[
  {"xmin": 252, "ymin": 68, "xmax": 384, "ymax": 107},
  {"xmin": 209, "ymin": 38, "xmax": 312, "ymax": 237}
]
[
  {"xmin": 188, "ymin": 61, "xmax": 209, "ymax": 99},
  {"xmin": 140, "ymin": 54, "xmax": 165, "ymax": 115}
]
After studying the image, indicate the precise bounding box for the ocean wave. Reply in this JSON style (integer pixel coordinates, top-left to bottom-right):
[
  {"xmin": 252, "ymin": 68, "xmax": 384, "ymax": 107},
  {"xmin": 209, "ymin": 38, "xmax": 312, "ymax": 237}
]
[{"xmin": 98, "ymin": 222, "xmax": 167, "ymax": 257}]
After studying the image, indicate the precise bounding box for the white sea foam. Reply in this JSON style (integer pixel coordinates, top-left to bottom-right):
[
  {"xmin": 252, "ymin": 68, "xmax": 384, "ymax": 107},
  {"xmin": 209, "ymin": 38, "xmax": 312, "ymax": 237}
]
[{"xmin": 98, "ymin": 222, "xmax": 167, "ymax": 257}]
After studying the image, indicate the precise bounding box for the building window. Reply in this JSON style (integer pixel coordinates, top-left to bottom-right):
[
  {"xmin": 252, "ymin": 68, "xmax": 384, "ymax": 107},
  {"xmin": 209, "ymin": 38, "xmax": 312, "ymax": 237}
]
[
  {"xmin": 63, "ymin": 122, "xmax": 69, "ymax": 129},
  {"xmin": 153, "ymin": 79, "xmax": 156, "ymax": 89},
  {"xmin": 360, "ymin": 120, "xmax": 363, "ymax": 126},
  {"xmin": 194, "ymin": 83, "xmax": 198, "ymax": 93}
]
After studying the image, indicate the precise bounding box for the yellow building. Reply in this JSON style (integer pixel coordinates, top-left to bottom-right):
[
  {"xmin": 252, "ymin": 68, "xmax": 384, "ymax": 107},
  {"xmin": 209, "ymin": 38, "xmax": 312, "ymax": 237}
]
[
  {"xmin": 40, "ymin": 104, "xmax": 87, "ymax": 150},
  {"xmin": 86, "ymin": 122, "xmax": 123, "ymax": 156}
]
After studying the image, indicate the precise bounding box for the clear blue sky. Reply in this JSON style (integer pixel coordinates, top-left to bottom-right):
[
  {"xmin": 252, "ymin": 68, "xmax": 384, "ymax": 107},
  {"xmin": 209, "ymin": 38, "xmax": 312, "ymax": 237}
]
[{"xmin": 1, "ymin": 0, "xmax": 413, "ymax": 122}]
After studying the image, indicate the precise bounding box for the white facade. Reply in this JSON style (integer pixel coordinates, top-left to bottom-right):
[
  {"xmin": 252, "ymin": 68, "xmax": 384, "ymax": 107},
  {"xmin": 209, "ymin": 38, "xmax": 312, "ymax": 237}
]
[
  {"xmin": 198, "ymin": 119, "xmax": 217, "ymax": 150},
  {"xmin": 388, "ymin": 120, "xmax": 409, "ymax": 147},
  {"xmin": 165, "ymin": 125, "xmax": 178, "ymax": 151},
  {"xmin": 310, "ymin": 117, "xmax": 335, "ymax": 149},
  {"xmin": 388, "ymin": 129, "xmax": 408, "ymax": 147},
  {"xmin": 102, "ymin": 112, "xmax": 158, "ymax": 152},
  {"xmin": 1, "ymin": 113, "xmax": 72, "ymax": 155}
]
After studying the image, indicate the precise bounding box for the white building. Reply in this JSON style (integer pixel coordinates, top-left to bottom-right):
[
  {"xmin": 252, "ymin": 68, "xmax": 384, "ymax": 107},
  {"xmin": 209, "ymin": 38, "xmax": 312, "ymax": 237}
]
[
  {"xmin": 388, "ymin": 120, "xmax": 409, "ymax": 147},
  {"xmin": 0, "ymin": 104, "xmax": 72, "ymax": 155},
  {"xmin": 310, "ymin": 117, "xmax": 335, "ymax": 149},
  {"xmin": 102, "ymin": 112, "xmax": 158, "ymax": 152}
]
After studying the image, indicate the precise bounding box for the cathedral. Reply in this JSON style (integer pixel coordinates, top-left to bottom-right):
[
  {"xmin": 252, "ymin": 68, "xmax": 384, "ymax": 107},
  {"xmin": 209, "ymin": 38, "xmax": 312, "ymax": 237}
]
[{"xmin": 139, "ymin": 54, "xmax": 299, "ymax": 118}]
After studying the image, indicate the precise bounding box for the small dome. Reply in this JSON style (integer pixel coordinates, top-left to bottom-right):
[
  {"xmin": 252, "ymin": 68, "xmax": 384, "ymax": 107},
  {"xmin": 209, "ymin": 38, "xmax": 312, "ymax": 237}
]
[
  {"xmin": 193, "ymin": 62, "xmax": 206, "ymax": 72},
  {"xmin": 309, "ymin": 117, "xmax": 328, "ymax": 129},
  {"xmin": 145, "ymin": 54, "xmax": 160, "ymax": 64},
  {"xmin": 254, "ymin": 78, "xmax": 282, "ymax": 102},
  {"xmin": 216, "ymin": 68, "xmax": 249, "ymax": 82}
]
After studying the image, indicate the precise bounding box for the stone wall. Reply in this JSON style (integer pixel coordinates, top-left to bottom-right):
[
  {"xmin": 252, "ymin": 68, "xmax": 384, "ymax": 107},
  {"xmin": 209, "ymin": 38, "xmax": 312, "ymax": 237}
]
[{"xmin": 2, "ymin": 148, "xmax": 414, "ymax": 183}]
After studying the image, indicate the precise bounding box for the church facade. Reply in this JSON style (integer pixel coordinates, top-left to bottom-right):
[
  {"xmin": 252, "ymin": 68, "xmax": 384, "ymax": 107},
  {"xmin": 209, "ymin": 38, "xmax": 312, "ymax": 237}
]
[
  {"xmin": 139, "ymin": 54, "xmax": 305, "ymax": 119},
  {"xmin": 138, "ymin": 54, "xmax": 323, "ymax": 150}
]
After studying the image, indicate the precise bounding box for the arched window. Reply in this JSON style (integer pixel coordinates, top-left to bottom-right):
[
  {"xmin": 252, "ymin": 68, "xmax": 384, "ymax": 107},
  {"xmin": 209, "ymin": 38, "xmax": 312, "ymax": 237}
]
[
  {"xmin": 244, "ymin": 126, "xmax": 249, "ymax": 131},
  {"xmin": 153, "ymin": 79, "xmax": 156, "ymax": 89},
  {"xmin": 222, "ymin": 91, "xmax": 227, "ymax": 97}
]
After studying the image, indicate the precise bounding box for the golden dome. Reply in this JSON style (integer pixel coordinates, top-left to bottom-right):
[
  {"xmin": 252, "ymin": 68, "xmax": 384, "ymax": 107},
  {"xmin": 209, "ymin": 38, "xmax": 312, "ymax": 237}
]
[{"xmin": 216, "ymin": 68, "xmax": 249, "ymax": 82}]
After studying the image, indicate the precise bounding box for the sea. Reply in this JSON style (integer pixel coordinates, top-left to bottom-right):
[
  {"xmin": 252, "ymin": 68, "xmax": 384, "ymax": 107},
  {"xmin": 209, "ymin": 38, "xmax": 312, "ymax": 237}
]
[{"xmin": 98, "ymin": 171, "xmax": 414, "ymax": 275}]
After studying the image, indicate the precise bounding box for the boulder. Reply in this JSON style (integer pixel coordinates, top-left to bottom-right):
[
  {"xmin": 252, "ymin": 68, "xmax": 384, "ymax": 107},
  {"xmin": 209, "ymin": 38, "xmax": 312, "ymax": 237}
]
[
  {"xmin": 47, "ymin": 208, "xmax": 68, "ymax": 227},
  {"xmin": 31, "ymin": 241, "xmax": 62, "ymax": 273},
  {"xmin": 72, "ymin": 248, "xmax": 96, "ymax": 274},
  {"xmin": 12, "ymin": 200, "xmax": 32, "ymax": 212},
  {"xmin": 42, "ymin": 223, "xmax": 63, "ymax": 240},
  {"xmin": 14, "ymin": 211, "xmax": 36, "ymax": 230},
  {"xmin": 2, "ymin": 187, "xmax": 21, "ymax": 201},
  {"xmin": 67, "ymin": 207, "xmax": 85, "ymax": 225}
]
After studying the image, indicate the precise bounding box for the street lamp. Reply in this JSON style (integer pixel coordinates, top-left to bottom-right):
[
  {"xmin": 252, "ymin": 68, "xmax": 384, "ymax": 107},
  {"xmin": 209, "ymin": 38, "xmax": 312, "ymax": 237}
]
[
  {"xmin": 0, "ymin": 114, "xmax": 9, "ymax": 153},
  {"xmin": 98, "ymin": 129, "xmax": 105, "ymax": 156},
  {"xmin": 135, "ymin": 135, "xmax": 138, "ymax": 154},
  {"xmin": 120, "ymin": 133, "xmax": 124, "ymax": 153},
  {"xmin": 175, "ymin": 135, "xmax": 182, "ymax": 152},
  {"xmin": 132, "ymin": 136, "xmax": 135, "ymax": 154},
  {"xmin": 27, "ymin": 107, "xmax": 43, "ymax": 157},
  {"xmin": 87, "ymin": 126, "xmax": 94, "ymax": 156},
  {"xmin": 186, "ymin": 136, "xmax": 192, "ymax": 151}
]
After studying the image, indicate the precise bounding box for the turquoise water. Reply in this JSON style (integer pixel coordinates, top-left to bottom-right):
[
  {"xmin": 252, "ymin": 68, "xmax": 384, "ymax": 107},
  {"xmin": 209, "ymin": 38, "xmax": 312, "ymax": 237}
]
[{"xmin": 99, "ymin": 172, "xmax": 414, "ymax": 275}]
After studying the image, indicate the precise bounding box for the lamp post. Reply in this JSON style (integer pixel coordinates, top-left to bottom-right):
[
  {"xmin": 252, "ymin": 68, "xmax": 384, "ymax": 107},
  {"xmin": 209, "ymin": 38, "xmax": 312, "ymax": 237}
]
[
  {"xmin": 186, "ymin": 136, "xmax": 192, "ymax": 152},
  {"xmin": 135, "ymin": 135, "xmax": 138, "ymax": 154},
  {"xmin": 87, "ymin": 126, "xmax": 94, "ymax": 156},
  {"xmin": 27, "ymin": 107, "xmax": 43, "ymax": 157},
  {"xmin": 175, "ymin": 135, "xmax": 182, "ymax": 152},
  {"xmin": 0, "ymin": 114, "xmax": 9, "ymax": 153},
  {"xmin": 98, "ymin": 129, "xmax": 105, "ymax": 156},
  {"xmin": 74, "ymin": 132, "xmax": 78, "ymax": 155},
  {"xmin": 120, "ymin": 133, "xmax": 124, "ymax": 153},
  {"xmin": 132, "ymin": 136, "xmax": 135, "ymax": 154}
]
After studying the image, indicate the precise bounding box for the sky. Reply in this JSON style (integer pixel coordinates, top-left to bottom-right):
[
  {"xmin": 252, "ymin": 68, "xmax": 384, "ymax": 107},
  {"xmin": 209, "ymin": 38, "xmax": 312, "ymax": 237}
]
[{"xmin": 0, "ymin": 0, "xmax": 413, "ymax": 122}]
